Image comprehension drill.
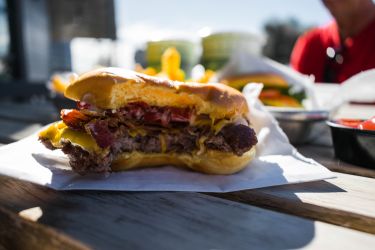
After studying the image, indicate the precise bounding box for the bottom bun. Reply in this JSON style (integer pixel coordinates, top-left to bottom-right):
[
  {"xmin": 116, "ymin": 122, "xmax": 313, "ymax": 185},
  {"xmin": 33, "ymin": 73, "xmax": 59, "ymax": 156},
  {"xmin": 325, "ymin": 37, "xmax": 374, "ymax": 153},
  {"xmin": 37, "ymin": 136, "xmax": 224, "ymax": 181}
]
[{"xmin": 111, "ymin": 147, "xmax": 256, "ymax": 174}]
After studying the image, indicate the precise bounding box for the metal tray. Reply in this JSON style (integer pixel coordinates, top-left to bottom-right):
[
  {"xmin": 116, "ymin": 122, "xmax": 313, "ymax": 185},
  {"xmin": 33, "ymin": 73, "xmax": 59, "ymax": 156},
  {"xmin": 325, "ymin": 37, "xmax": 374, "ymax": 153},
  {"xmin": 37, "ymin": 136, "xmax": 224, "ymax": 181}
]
[{"xmin": 268, "ymin": 108, "xmax": 329, "ymax": 145}]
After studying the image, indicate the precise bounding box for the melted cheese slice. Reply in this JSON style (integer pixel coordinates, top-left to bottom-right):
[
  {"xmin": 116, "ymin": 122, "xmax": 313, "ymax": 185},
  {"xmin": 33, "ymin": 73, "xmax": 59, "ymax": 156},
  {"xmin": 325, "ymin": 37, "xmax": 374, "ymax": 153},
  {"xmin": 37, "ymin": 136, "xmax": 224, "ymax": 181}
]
[{"xmin": 39, "ymin": 121, "xmax": 100, "ymax": 152}]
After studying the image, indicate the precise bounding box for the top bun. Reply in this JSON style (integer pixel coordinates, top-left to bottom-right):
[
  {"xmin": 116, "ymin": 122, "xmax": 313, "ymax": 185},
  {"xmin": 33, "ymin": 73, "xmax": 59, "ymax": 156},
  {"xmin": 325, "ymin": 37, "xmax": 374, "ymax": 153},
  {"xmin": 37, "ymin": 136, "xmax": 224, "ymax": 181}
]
[
  {"xmin": 65, "ymin": 67, "xmax": 249, "ymax": 119},
  {"xmin": 220, "ymin": 72, "xmax": 288, "ymax": 90}
]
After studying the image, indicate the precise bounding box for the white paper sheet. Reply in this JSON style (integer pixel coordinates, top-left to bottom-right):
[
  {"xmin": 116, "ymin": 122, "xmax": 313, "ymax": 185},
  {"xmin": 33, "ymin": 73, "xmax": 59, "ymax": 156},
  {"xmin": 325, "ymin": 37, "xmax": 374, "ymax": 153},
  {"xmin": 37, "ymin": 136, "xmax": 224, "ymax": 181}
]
[
  {"xmin": 0, "ymin": 85, "xmax": 335, "ymax": 192},
  {"xmin": 322, "ymin": 69, "xmax": 375, "ymax": 114}
]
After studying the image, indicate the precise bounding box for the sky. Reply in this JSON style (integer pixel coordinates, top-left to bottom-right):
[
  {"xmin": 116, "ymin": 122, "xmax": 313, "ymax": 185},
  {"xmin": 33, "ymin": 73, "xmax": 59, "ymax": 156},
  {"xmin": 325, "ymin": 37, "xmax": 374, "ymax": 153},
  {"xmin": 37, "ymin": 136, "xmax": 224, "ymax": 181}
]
[
  {"xmin": 72, "ymin": 0, "xmax": 333, "ymax": 73},
  {"xmin": 115, "ymin": 0, "xmax": 333, "ymax": 42}
]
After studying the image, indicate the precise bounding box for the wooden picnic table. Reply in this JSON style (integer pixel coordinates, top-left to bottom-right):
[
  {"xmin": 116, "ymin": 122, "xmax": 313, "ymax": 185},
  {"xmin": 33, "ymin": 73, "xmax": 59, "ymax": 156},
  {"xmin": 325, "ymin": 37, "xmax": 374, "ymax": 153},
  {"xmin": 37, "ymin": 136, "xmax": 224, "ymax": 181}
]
[{"xmin": 0, "ymin": 100, "xmax": 374, "ymax": 250}]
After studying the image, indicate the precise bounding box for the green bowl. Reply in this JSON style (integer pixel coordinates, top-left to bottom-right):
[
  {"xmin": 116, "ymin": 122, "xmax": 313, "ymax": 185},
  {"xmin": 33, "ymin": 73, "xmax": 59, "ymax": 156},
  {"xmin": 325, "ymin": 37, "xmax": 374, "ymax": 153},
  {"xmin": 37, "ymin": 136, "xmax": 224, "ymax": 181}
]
[{"xmin": 201, "ymin": 32, "xmax": 263, "ymax": 70}]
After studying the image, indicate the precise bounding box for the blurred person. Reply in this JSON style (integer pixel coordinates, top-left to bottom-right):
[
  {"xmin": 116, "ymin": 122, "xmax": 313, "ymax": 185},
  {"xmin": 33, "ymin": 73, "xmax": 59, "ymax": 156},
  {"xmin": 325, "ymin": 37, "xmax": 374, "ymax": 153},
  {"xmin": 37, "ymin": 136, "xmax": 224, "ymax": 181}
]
[{"xmin": 290, "ymin": 0, "xmax": 375, "ymax": 83}]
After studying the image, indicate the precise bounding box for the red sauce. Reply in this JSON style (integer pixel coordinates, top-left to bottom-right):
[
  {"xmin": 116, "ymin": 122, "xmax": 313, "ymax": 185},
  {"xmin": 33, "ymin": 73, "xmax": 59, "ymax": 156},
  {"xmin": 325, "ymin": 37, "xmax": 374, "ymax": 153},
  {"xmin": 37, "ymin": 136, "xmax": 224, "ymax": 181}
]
[
  {"xmin": 358, "ymin": 117, "xmax": 375, "ymax": 131},
  {"xmin": 337, "ymin": 117, "xmax": 375, "ymax": 131}
]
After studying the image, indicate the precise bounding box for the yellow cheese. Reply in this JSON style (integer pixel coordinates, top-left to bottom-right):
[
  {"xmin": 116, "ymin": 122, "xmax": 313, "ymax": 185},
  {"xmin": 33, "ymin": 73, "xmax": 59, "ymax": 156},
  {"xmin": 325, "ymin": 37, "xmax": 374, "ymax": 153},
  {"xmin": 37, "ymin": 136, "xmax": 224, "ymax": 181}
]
[
  {"xmin": 39, "ymin": 121, "xmax": 100, "ymax": 152},
  {"xmin": 159, "ymin": 134, "xmax": 167, "ymax": 153},
  {"xmin": 191, "ymin": 116, "xmax": 233, "ymax": 134},
  {"xmin": 192, "ymin": 118, "xmax": 212, "ymax": 127},
  {"xmin": 38, "ymin": 121, "xmax": 67, "ymax": 144},
  {"xmin": 60, "ymin": 128, "xmax": 100, "ymax": 152},
  {"xmin": 196, "ymin": 136, "xmax": 207, "ymax": 155},
  {"xmin": 128, "ymin": 127, "xmax": 147, "ymax": 137},
  {"xmin": 213, "ymin": 119, "xmax": 231, "ymax": 134}
]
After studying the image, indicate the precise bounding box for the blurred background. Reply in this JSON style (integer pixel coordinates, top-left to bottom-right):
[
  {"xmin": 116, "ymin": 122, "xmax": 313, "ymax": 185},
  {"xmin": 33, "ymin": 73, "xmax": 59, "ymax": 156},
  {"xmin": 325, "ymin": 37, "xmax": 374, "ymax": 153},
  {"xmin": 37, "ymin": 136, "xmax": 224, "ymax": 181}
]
[
  {"xmin": 0, "ymin": 0, "xmax": 331, "ymax": 99},
  {"xmin": 0, "ymin": 0, "xmax": 374, "ymax": 161}
]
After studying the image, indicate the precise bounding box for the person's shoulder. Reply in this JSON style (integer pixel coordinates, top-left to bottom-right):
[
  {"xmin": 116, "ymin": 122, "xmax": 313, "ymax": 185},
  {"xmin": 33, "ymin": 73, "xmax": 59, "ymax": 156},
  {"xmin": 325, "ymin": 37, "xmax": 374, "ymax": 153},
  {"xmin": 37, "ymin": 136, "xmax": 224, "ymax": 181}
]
[{"xmin": 299, "ymin": 22, "xmax": 335, "ymax": 44}]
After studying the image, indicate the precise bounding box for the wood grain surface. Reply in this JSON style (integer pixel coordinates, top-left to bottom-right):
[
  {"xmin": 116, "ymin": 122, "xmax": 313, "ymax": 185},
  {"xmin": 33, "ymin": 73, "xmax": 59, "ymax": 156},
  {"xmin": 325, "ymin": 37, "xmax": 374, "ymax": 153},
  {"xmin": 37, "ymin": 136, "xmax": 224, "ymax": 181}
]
[
  {"xmin": 0, "ymin": 205, "xmax": 89, "ymax": 250},
  {"xmin": 1, "ymin": 175, "xmax": 375, "ymax": 250},
  {"xmin": 212, "ymin": 172, "xmax": 375, "ymax": 234}
]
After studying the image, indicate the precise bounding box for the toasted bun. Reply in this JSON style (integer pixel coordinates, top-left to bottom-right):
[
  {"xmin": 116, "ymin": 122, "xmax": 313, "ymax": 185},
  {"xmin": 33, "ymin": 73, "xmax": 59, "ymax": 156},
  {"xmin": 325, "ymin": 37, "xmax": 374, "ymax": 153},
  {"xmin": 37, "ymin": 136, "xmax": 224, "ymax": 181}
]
[
  {"xmin": 220, "ymin": 73, "xmax": 288, "ymax": 90},
  {"xmin": 111, "ymin": 148, "xmax": 256, "ymax": 174},
  {"xmin": 65, "ymin": 67, "xmax": 248, "ymax": 119}
]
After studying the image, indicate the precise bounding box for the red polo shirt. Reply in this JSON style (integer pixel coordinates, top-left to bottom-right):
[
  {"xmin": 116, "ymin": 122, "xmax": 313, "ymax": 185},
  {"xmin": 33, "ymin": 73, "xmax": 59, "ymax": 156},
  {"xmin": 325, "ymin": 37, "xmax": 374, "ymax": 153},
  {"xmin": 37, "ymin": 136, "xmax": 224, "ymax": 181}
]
[{"xmin": 290, "ymin": 18, "xmax": 375, "ymax": 83}]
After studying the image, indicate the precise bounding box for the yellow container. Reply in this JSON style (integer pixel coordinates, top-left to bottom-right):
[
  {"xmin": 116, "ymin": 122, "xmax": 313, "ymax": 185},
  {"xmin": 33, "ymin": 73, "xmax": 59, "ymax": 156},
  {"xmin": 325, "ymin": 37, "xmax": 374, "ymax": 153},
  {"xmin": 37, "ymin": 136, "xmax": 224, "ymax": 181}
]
[{"xmin": 146, "ymin": 40, "xmax": 197, "ymax": 75}]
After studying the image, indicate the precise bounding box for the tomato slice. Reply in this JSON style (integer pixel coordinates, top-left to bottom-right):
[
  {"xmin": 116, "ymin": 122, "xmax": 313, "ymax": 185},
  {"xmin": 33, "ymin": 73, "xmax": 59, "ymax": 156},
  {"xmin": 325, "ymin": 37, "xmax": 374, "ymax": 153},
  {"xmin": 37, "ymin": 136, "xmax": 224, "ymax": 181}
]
[
  {"xmin": 259, "ymin": 89, "xmax": 282, "ymax": 99},
  {"xmin": 357, "ymin": 116, "xmax": 375, "ymax": 131},
  {"xmin": 337, "ymin": 118, "xmax": 362, "ymax": 128}
]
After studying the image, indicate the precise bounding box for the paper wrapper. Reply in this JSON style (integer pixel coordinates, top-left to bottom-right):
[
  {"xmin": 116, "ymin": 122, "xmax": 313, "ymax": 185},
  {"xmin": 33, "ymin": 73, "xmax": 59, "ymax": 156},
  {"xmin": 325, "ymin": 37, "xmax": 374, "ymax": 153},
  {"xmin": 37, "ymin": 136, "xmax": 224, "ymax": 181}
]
[
  {"xmin": 0, "ymin": 85, "xmax": 334, "ymax": 192},
  {"xmin": 320, "ymin": 69, "xmax": 375, "ymax": 113}
]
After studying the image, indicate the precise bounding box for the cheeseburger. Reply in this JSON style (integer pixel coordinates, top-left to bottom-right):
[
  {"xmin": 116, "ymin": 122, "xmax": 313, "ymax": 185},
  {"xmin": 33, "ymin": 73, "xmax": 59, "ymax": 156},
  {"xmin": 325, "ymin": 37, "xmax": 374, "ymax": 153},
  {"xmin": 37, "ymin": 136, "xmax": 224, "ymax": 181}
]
[
  {"xmin": 39, "ymin": 68, "xmax": 258, "ymax": 175},
  {"xmin": 220, "ymin": 73, "xmax": 305, "ymax": 108}
]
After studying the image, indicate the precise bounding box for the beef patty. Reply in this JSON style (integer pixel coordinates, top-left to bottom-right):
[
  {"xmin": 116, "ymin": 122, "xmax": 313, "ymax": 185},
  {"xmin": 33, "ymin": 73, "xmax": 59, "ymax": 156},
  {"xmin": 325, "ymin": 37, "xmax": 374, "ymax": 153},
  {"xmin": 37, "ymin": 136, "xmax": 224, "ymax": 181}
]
[
  {"xmin": 42, "ymin": 122, "xmax": 257, "ymax": 174},
  {"xmin": 46, "ymin": 105, "xmax": 258, "ymax": 174}
]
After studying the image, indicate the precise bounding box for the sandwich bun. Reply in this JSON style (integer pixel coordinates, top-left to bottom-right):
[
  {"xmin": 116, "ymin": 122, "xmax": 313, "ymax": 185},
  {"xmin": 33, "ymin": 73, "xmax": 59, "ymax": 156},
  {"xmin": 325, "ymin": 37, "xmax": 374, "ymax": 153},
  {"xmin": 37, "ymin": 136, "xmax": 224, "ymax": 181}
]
[
  {"xmin": 111, "ymin": 148, "xmax": 256, "ymax": 174},
  {"xmin": 220, "ymin": 73, "xmax": 288, "ymax": 90},
  {"xmin": 65, "ymin": 67, "xmax": 249, "ymax": 120}
]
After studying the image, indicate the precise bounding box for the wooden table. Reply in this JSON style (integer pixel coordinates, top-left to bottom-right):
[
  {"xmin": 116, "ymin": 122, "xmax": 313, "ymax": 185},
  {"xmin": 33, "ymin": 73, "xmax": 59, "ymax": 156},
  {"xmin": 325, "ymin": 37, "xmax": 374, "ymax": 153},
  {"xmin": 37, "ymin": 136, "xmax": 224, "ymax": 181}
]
[{"xmin": 1, "ymin": 100, "xmax": 375, "ymax": 250}]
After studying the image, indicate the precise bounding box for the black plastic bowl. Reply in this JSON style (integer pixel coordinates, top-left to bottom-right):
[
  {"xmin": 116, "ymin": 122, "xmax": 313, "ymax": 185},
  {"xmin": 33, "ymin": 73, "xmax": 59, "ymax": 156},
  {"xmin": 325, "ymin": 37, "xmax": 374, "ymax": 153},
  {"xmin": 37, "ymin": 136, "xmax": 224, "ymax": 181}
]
[{"xmin": 327, "ymin": 121, "xmax": 375, "ymax": 169}]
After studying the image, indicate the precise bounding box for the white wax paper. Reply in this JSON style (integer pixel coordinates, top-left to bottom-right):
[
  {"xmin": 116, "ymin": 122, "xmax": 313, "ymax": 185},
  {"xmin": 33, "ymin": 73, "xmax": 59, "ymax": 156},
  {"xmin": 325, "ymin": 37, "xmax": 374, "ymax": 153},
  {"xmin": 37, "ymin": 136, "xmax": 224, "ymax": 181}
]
[
  {"xmin": 0, "ymin": 85, "xmax": 334, "ymax": 192},
  {"xmin": 321, "ymin": 69, "xmax": 375, "ymax": 113}
]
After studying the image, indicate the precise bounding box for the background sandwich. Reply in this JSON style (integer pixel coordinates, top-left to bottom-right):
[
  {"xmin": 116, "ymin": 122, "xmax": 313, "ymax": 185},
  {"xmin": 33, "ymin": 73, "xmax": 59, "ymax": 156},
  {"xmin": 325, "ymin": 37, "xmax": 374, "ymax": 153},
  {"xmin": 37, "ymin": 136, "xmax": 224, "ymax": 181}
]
[
  {"xmin": 220, "ymin": 73, "xmax": 306, "ymax": 107},
  {"xmin": 39, "ymin": 68, "xmax": 258, "ymax": 175}
]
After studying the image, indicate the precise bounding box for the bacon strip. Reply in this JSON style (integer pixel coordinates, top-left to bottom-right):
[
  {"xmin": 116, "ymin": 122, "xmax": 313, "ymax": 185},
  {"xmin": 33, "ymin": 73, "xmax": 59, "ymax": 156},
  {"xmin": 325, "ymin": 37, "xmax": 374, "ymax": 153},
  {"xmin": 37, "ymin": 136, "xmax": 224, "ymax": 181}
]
[
  {"xmin": 119, "ymin": 102, "xmax": 192, "ymax": 127},
  {"xmin": 86, "ymin": 120, "xmax": 114, "ymax": 148},
  {"xmin": 169, "ymin": 107, "xmax": 192, "ymax": 123},
  {"xmin": 61, "ymin": 109, "xmax": 91, "ymax": 130},
  {"xmin": 65, "ymin": 102, "xmax": 193, "ymax": 132}
]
